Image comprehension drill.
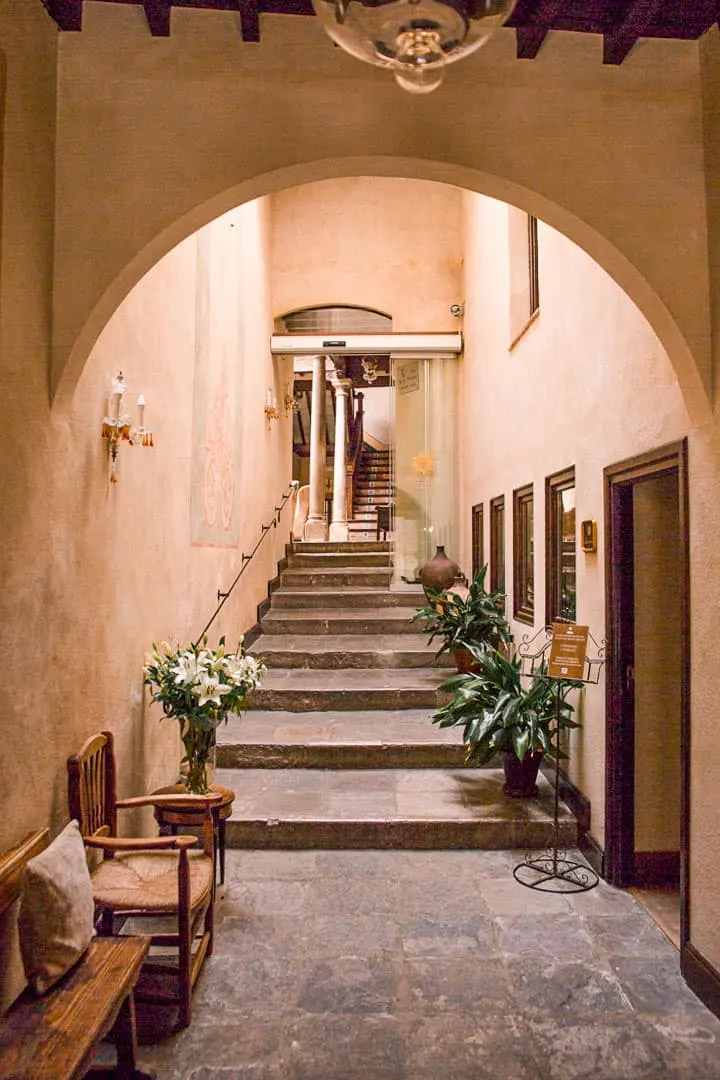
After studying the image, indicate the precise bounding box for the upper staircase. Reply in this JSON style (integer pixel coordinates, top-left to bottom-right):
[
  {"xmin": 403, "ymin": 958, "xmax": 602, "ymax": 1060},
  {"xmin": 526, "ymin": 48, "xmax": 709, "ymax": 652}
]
[
  {"xmin": 349, "ymin": 445, "xmax": 393, "ymax": 540},
  {"xmin": 216, "ymin": 540, "xmax": 577, "ymax": 850}
]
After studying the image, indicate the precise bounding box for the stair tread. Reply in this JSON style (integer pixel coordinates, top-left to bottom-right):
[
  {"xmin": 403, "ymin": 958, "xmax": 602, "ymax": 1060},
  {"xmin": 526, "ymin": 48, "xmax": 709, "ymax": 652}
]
[
  {"xmin": 249, "ymin": 634, "xmax": 441, "ymax": 654},
  {"xmin": 217, "ymin": 767, "xmax": 573, "ymax": 825},
  {"xmin": 219, "ymin": 708, "xmax": 458, "ymax": 745},
  {"xmin": 252, "ymin": 668, "xmax": 449, "ymax": 691},
  {"xmin": 261, "ymin": 607, "xmax": 423, "ymax": 622}
]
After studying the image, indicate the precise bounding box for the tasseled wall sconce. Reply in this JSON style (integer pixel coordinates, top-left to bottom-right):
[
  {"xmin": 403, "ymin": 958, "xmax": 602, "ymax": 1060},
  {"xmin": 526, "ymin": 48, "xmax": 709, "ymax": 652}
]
[
  {"xmin": 101, "ymin": 371, "xmax": 154, "ymax": 483},
  {"xmin": 264, "ymin": 388, "xmax": 280, "ymax": 425}
]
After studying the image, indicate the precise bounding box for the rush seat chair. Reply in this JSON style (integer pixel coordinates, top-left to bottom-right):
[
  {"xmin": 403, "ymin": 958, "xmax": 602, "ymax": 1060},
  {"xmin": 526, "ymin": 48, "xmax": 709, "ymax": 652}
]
[{"xmin": 67, "ymin": 730, "xmax": 220, "ymax": 1029}]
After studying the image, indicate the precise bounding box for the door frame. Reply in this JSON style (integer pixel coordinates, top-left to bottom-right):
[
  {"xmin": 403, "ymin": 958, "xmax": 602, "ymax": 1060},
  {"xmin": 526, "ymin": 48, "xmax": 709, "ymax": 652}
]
[{"xmin": 604, "ymin": 438, "xmax": 690, "ymax": 946}]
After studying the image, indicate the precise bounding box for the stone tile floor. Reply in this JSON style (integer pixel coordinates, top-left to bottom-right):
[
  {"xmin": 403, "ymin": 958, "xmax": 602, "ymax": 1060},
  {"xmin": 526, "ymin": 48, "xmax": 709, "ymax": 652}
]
[{"xmin": 137, "ymin": 849, "xmax": 720, "ymax": 1080}]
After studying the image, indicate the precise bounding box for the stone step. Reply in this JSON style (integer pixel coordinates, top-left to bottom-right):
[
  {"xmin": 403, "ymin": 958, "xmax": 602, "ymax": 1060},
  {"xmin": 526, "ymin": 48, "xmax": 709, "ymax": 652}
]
[
  {"xmin": 279, "ymin": 567, "xmax": 393, "ymax": 589},
  {"xmin": 287, "ymin": 552, "xmax": 392, "ymax": 569},
  {"xmin": 247, "ymin": 667, "xmax": 448, "ymax": 711},
  {"xmin": 293, "ymin": 540, "xmax": 392, "ymax": 554},
  {"xmin": 217, "ymin": 766, "xmax": 578, "ymax": 850},
  {"xmin": 248, "ymin": 634, "xmax": 450, "ymax": 669},
  {"xmin": 259, "ymin": 608, "xmax": 425, "ymax": 635},
  {"xmin": 216, "ymin": 708, "xmax": 463, "ymax": 768},
  {"xmin": 270, "ymin": 586, "xmax": 423, "ymax": 610}
]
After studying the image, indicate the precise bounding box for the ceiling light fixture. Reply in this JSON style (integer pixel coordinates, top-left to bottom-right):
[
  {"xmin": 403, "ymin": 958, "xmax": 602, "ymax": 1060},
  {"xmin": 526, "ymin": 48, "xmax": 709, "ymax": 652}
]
[{"xmin": 312, "ymin": 0, "xmax": 517, "ymax": 94}]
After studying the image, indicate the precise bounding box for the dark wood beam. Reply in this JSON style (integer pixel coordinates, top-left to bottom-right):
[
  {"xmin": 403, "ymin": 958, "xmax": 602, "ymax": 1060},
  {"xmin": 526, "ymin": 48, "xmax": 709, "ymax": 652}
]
[
  {"xmin": 603, "ymin": 0, "xmax": 663, "ymax": 64},
  {"xmin": 143, "ymin": 0, "xmax": 171, "ymax": 34},
  {"xmin": 44, "ymin": 0, "xmax": 83, "ymax": 31},
  {"xmin": 515, "ymin": 24, "xmax": 549, "ymax": 59},
  {"xmin": 236, "ymin": 0, "xmax": 260, "ymax": 41}
]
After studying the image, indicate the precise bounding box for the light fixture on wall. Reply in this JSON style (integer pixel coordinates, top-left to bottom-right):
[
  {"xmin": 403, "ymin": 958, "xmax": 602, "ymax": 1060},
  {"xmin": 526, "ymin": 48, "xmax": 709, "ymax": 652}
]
[
  {"xmin": 311, "ymin": 0, "xmax": 517, "ymax": 94},
  {"xmin": 101, "ymin": 372, "xmax": 154, "ymax": 484},
  {"xmin": 361, "ymin": 357, "xmax": 381, "ymax": 384},
  {"xmin": 284, "ymin": 382, "xmax": 300, "ymax": 416},
  {"xmin": 264, "ymin": 388, "xmax": 280, "ymax": 424}
]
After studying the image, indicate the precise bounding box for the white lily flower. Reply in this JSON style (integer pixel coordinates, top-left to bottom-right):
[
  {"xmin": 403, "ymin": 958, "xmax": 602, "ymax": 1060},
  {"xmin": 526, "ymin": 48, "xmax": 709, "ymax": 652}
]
[{"xmin": 194, "ymin": 674, "xmax": 232, "ymax": 707}]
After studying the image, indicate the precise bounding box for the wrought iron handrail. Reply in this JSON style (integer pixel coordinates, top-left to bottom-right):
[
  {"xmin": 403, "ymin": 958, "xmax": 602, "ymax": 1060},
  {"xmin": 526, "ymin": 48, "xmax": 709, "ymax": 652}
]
[{"xmin": 193, "ymin": 481, "xmax": 298, "ymax": 647}]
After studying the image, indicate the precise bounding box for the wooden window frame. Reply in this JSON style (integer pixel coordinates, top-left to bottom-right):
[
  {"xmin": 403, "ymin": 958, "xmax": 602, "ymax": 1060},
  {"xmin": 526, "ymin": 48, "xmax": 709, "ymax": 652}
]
[
  {"xmin": 513, "ymin": 483, "xmax": 534, "ymax": 624},
  {"xmin": 489, "ymin": 495, "xmax": 505, "ymax": 596},
  {"xmin": 471, "ymin": 503, "xmax": 484, "ymax": 579},
  {"xmin": 545, "ymin": 466, "xmax": 576, "ymax": 625}
]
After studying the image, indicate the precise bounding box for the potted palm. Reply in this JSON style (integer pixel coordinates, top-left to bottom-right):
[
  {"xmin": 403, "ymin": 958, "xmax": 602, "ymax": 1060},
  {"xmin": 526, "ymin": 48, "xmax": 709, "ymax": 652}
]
[
  {"xmin": 144, "ymin": 636, "xmax": 265, "ymax": 793},
  {"xmin": 433, "ymin": 646, "xmax": 583, "ymax": 796},
  {"xmin": 412, "ymin": 564, "xmax": 512, "ymax": 672}
]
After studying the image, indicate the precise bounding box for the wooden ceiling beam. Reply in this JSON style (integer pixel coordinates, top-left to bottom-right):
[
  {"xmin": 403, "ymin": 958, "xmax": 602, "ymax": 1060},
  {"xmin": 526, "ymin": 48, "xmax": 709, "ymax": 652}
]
[
  {"xmin": 236, "ymin": 0, "xmax": 261, "ymax": 42},
  {"xmin": 515, "ymin": 25, "xmax": 549, "ymax": 59},
  {"xmin": 602, "ymin": 0, "xmax": 663, "ymax": 64},
  {"xmin": 143, "ymin": 0, "xmax": 171, "ymax": 35},
  {"xmin": 44, "ymin": 0, "xmax": 83, "ymax": 31}
]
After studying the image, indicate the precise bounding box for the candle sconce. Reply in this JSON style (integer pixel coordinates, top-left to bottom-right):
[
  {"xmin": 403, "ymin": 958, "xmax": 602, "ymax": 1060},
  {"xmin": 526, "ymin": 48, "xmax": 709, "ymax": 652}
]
[
  {"xmin": 101, "ymin": 371, "xmax": 154, "ymax": 483},
  {"xmin": 264, "ymin": 389, "xmax": 280, "ymax": 425},
  {"xmin": 284, "ymin": 383, "xmax": 300, "ymax": 416}
]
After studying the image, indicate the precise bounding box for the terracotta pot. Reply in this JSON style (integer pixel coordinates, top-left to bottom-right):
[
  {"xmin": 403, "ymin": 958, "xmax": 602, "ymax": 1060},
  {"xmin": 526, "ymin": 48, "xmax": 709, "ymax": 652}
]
[
  {"xmin": 418, "ymin": 545, "xmax": 460, "ymax": 595},
  {"xmin": 453, "ymin": 646, "xmax": 481, "ymax": 674},
  {"xmin": 501, "ymin": 748, "xmax": 543, "ymax": 798}
]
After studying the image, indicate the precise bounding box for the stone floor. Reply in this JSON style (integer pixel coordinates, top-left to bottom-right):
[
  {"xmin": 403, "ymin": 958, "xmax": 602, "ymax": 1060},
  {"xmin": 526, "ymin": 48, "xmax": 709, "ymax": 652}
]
[{"xmin": 135, "ymin": 848, "xmax": 720, "ymax": 1080}]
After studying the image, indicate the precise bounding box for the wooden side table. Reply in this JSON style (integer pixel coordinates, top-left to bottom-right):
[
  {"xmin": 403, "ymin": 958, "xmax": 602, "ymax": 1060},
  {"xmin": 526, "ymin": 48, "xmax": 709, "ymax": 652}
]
[{"xmin": 151, "ymin": 784, "xmax": 235, "ymax": 885}]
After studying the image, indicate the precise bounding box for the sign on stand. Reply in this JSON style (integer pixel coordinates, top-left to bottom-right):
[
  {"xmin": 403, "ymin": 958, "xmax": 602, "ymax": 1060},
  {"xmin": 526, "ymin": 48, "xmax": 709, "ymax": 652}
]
[{"xmin": 547, "ymin": 623, "xmax": 589, "ymax": 680}]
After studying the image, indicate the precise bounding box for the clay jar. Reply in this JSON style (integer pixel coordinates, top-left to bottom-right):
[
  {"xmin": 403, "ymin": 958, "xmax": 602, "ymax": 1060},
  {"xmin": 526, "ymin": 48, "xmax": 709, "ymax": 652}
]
[{"xmin": 418, "ymin": 545, "xmax": 461, "ymax": 595}]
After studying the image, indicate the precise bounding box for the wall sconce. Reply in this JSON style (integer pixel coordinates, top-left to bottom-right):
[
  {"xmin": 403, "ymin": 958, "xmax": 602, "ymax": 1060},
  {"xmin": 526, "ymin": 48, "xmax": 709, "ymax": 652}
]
[
  {"xmin": 361, "ymin": 357, "xmax": 381, "ymax": 384},
  {"xmin": 264, "ymin": 389, "xmax": 280, "ymax": 424},
  {"xmin": 284, "ymin": 383, "xmax": 300, "ymax": 416},
  {"xmin": 100, "ymin": 371, "xmax": 154, "ymax": 484}
]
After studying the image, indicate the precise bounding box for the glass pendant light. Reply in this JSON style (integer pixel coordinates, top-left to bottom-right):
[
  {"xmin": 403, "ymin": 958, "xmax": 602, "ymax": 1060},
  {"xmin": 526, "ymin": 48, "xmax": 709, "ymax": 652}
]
[{"xmin": 312, "ymin": 0, "xmax": 517, "ymax": 93}]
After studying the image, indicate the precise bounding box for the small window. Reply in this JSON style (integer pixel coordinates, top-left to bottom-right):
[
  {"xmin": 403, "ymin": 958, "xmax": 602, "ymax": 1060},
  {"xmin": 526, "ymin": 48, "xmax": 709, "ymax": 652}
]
[
  {"xmin": 509, "ymin": 209, "xmax": 540, "ymax": 347},
  {"xmin": 546, "ymin": 467, "xmax": 576, "ymax": 624},
  {"xmin": 471, "ymin": 503, "xmax": 484, "ymax": 578},
  {"xmin": 490, "ymin": 495, "xmax": 505, "ymax": 596},
  {"xmin": 513, "ymin": 483, "xmax": 534, "ymax": 623}
]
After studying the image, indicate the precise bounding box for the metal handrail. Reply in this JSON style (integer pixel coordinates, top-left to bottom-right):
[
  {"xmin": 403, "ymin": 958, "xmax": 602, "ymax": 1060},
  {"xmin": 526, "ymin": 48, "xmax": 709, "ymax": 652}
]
[{"xmin": 193, "ymin": 481, "xmax": 298, "ymax": 647}]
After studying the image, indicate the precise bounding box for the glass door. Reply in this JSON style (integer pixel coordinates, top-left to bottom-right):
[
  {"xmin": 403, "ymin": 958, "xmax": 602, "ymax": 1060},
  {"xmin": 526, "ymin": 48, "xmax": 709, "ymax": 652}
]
[{"xmin": 391, "ymin": 355, "xmax": 457, "ymax": 586}]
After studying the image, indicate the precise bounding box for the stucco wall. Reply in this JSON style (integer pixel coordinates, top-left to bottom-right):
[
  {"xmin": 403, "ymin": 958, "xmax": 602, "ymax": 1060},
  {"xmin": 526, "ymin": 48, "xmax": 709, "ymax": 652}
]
[
  {"xmin": 0, "ymin": 179, "xmax": 290, "ymax": 848},
  {"xmin": 459, "ymin": 191, "xmax": 691, "ymax": 846}
]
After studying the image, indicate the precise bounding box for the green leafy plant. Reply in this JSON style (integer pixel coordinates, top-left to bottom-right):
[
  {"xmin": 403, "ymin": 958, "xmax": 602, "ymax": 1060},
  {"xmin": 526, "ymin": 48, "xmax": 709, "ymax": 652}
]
[
  {"xmin": 433, "ymin": 645, "xmax": 583, "ymax": 765},
  {"xmin": 143, "ymin": 635, "xmax": 265, "ymax": 792},
  {"xmin": 411, "ymin": 564, "xmax": 512, "ymax": 659}
]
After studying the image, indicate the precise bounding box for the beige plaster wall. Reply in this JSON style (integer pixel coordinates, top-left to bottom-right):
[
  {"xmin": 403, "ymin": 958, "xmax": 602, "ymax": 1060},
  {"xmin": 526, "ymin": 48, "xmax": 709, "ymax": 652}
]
[
  {"xmin": 271, "ymin": 178, "xmax": 462, "ymax": 330},
  {"xmin": 49, "ymin": 5, "xmax": 713, "ymax": 423},
  {"xmin": 0, "ymin": 185, "xmax": 290, "ymax": 849},
  {"xmin": 459, "ymin": 191, "xmax": 691, "ymax": 846}
]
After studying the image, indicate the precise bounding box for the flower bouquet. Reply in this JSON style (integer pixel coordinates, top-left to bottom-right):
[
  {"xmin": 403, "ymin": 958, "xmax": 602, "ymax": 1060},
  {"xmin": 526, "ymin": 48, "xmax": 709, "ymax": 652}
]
[{"xmin": 143, "ymin": 636, "xmax": 265, "ymax": 793}]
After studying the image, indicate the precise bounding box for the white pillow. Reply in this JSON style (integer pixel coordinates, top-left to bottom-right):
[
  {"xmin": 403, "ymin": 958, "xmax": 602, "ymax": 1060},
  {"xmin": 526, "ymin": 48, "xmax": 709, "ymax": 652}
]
[{"xmin": 18, "ymin": 820, "xmax": 95, "ymax": 995}]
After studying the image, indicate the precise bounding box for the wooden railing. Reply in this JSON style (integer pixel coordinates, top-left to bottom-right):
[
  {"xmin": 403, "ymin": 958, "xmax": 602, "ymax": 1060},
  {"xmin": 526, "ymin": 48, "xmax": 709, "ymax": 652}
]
[{"xmin": 345, "ymin": 390, "xmax": 364, "ymax": 520}]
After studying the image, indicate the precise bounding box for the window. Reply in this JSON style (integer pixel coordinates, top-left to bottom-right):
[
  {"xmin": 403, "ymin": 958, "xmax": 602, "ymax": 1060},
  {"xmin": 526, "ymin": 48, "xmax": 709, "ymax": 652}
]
[
  {"xmin": 509, "ymin": 208, "xmax": 540, "ymax": 347},
  {"xmin": 513, "ymin": 484, "xmax": 534, "ymax": 623},
  {"xmin": 489, "ymin": 495, "xmax": 505, "ymax": 596},
  {"xmin": 471, "ymin": 503, "xmax": 484, "ymax": 578},
  {"xmin": 546, "ymin": 467, "xmax": 576, "ymax": 624}
]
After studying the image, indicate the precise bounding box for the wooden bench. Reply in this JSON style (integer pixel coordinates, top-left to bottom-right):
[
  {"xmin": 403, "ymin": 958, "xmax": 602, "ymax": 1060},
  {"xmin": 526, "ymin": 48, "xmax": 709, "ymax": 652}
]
[{"xmin": 0, "ymin": 829, "xmax": 154, "ymax": 1080}]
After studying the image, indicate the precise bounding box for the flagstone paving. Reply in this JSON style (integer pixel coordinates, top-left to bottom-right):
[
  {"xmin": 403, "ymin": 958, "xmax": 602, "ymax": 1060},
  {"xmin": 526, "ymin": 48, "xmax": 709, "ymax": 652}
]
[{"xmin": 136, "ymin": 848, "xmax": 720, "ymax": 1080}]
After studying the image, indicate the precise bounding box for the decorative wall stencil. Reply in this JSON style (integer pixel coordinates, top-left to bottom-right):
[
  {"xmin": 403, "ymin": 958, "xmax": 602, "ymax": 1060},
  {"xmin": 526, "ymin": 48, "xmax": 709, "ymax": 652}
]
[{"xmin": 190, "ymin": 224, "xmax": 244, "ymax": 547}]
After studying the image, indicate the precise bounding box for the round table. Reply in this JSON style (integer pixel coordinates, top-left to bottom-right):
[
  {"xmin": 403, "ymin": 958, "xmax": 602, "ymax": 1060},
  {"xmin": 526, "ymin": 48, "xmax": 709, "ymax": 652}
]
[{"xmin": 151, "ymin": 784, "xmax": 235, "ymax": 885}]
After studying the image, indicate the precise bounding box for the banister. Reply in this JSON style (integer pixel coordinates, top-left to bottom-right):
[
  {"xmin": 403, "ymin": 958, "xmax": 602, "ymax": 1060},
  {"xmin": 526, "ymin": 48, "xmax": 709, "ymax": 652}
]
[{"xmin": 193, "ymin": 481, "xmax": 298, "ymax": 647}]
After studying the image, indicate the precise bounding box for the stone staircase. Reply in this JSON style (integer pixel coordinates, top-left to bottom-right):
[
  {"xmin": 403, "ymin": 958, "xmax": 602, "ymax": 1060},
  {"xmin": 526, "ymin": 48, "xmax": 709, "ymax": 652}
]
[
  {"xmin": 348, "ymin": 445, "xmax": 393, "ymax": 540},
  {"xmin": 215, "ymin": 540, "xmax": 577, "ymax": 850}
]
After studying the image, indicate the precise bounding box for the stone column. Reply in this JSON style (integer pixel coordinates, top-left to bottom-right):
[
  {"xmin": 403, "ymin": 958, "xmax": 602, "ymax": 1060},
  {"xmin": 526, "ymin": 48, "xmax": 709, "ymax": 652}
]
[
  {"xmin": 304, "ymin": 354, "xmax": 328, "ymax": 541},
  {"xmin": 329, "ymin": 379, "xmax": 352, "ymax": 541}
]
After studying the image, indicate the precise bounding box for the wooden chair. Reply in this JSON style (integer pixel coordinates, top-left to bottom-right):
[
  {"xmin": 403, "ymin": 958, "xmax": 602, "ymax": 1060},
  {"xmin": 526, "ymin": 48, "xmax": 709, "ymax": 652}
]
[{"xmin": 67, "ymin": 731, "xmax": 220, "ymax": 1030}]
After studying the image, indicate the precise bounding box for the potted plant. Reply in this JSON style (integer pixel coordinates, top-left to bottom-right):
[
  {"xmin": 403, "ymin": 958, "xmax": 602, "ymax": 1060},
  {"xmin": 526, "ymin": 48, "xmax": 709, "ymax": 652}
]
[
  {"xmin": 412, "ymin": 564, "xmax": 512, "ymax": 672},
  {"xmin": 433, "ymin": 645, "xmax": 583, "ymax": 796},
  {"xmin": 143, "ymin": 636, "xmax": 265, "ymax": 793}
]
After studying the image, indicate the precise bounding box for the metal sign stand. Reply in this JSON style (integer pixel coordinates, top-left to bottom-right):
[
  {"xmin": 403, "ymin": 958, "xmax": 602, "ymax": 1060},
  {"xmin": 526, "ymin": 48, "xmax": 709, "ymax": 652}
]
[{"xmin": 512, "ymin": 625, "xmax": 605, "ymax": 894}]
